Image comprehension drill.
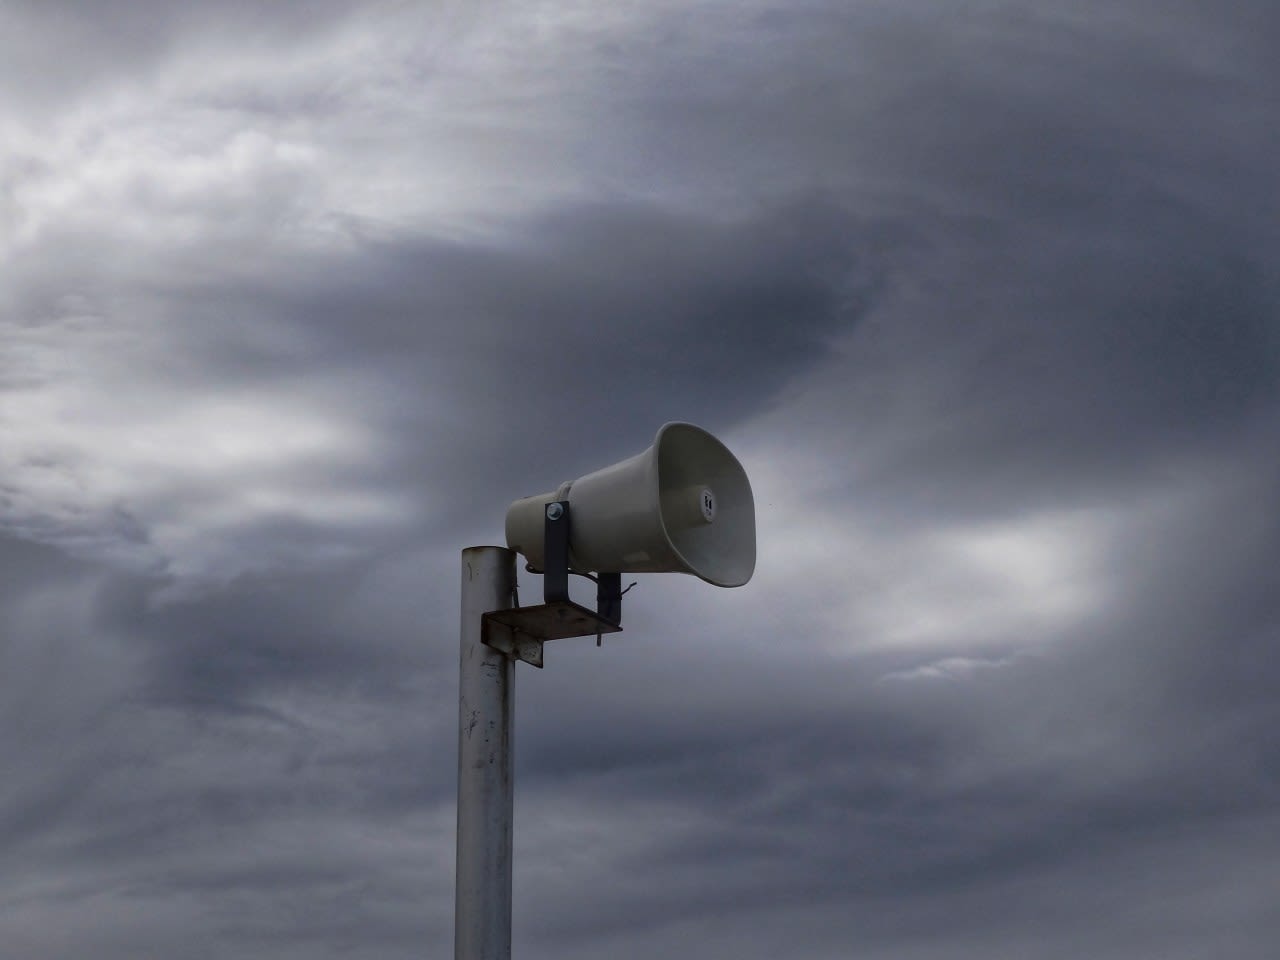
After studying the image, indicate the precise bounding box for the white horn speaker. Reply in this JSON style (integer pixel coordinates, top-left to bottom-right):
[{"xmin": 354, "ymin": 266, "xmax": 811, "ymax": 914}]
[{"xmin": 505, "ymin": 422, "xmax": 755, "ymax": 587}]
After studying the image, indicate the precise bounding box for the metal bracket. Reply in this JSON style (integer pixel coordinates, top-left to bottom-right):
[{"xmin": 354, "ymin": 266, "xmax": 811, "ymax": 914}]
[
  {"xmin": 481, "ymin": 614, "xmax": 546, "ymax": 668},
  {"xmin": 543, "ymin": 500, "xmax": 571, "ymax": 605},
  {"xmin": 596, "ymin": 572, "xmax": 622, "ymax": 627},
  {"xmin": 480, "ymin": 501, "xmax": 625, "ymax": 666},
  {"xmin": 482, "ymin": 601, "xmax": 622, "ymax": 668},
  {"xmin": 542, "ymin": 500, "xmax": 623, "ymax": 630}
]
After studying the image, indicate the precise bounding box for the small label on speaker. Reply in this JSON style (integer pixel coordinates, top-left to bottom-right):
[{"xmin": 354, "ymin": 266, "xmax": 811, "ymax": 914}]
[{"xmin": 700, "ymin": 487, "xmax": 716, "ymax": 524}]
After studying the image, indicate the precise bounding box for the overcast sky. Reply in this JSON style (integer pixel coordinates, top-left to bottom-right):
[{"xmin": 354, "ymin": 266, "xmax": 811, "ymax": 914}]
[{"xmin": 3, "ymin": 1, "xmax": 1279, "ymax": 957}]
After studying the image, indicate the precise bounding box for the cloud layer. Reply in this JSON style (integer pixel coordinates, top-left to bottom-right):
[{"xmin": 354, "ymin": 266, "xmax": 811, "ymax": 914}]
[{"xmin": 2, "ymin": 1, "xmax": 1278, "ymax": 957}]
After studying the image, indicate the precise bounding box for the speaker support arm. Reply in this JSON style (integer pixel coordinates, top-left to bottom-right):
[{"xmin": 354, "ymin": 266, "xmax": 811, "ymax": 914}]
[
  {"xmin": 542, "ymin": 501, "xmax": 571, "ymax": 605},
  {"xmin": 542, "ymin": 503, "xmax": 623, "ymax": 627},
  {"xmin": 596, "ymin": 573, "xmax": 622, "ymax": 631},
  {"xmin": 482, "ymin": 501, "xmax": 623, "ymax": 667}
]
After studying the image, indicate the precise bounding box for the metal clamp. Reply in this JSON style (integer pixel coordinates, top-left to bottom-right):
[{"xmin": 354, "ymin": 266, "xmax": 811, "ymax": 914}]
[{"xmin": 481, "ymin": 501, "xmax": 624, "ymax": 667}]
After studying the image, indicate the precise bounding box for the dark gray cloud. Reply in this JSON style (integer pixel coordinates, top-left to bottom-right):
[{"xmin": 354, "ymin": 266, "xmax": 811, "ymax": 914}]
[
  {"xmin": 2, "ymin": 0, "xmax": 1278, "ymax": 958},
  {"xmin": 0, "ymin": 0, "xmax": 363, "ymax": 113},
  {"xmin": 223, "ymin": 196, "xmax": 881, "ymax": 518}
]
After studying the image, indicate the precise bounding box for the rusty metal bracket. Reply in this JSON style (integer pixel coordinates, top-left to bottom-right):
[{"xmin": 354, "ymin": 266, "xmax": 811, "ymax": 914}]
[
  {"xmin": 541, "ymin": 500, "xmax": 570, "ymax": 604},
  {"xmin": 482, "ymin": 602, "xmax": 622, "ymax": 668},
  {"xmin": 483, "ymin": 501, "xmax": 625, "ymax": 666}
]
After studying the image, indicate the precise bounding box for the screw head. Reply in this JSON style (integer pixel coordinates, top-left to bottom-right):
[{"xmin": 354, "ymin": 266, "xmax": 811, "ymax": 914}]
[{"xmin": 545, "ymin": 502, "xmax": 565, "ymax": 521}]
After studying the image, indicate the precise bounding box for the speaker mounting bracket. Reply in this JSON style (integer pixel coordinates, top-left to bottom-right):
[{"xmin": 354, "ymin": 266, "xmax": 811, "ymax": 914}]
[{"xmin": 481, "ymin": 501, "xmax": 623, "ymax": 667}]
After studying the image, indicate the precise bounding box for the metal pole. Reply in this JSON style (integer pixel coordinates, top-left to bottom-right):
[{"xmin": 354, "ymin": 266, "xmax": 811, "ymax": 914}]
[{"xmin": 455, "ymin": 546, "xmax": 517, "ymax": 960}]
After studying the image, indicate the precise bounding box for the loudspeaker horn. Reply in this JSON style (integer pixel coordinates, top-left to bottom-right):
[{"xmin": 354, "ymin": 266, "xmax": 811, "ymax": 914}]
[{"xmin": 505, "ymin": 422, "xmax": 755, "ymax": 587}]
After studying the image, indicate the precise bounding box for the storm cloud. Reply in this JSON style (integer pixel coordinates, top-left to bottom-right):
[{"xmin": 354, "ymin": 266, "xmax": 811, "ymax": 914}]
[{"xmin": 2, "ymin": 1, "xmax": 1278, "ymax": 958}]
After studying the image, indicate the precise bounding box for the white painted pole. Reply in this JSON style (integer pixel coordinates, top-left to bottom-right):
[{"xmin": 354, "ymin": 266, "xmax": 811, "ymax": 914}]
[{"xmin": 455, "ymin": 546, "xmax": 517, "ymax": 960}]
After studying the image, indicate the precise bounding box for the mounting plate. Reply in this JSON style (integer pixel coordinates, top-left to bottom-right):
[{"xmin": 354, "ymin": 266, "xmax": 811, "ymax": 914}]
[{"xmin": 482, "ymin": 601, "xmax": 622, "ymax": 668}]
